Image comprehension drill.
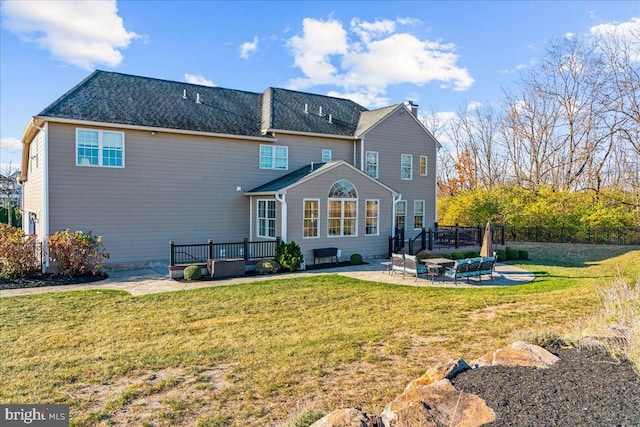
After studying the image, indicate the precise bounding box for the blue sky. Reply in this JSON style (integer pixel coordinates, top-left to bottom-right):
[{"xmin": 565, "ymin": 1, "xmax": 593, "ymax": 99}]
[{"xmin": 1, "ymin": 1, "xmax": 638, "ymax": 171}]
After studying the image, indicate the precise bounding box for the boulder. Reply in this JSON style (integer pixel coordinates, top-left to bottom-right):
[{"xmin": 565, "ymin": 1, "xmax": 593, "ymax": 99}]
[
  {"xmin": 472, "ymin": 341, "xmax": 560, "ymax": 369},
  {"xmin": 381, "ymin": 379, "xmax": 495, "ymax": 427},
  {"xmin": 403, "ymin": 359, "xmax": 471, "ymax": 392},
  {"xmin": 310, "ymin": 407, "xmax": 375, "ymax": 427}
]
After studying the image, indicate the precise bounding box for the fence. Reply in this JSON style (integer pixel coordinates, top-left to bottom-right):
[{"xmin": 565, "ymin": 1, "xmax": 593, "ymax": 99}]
[
  {"xmin": 389, "ymin": 224, "xmax": 506, "ymax": 256},
  {"xmin": 506, "ymin": 226, "xmax": 640, "ymax": 245},
  {"xmin": 169, "ymin": 238, "xmax": 280, "ymax": 266}
]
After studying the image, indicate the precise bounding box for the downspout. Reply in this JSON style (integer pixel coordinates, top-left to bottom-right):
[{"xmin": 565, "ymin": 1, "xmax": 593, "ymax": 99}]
[
  {"xmin": 30, "ymin": 119, "xmax": 49, "ymax": 271},
  {"xmin": 275, "ymin": 193, "xmax": 287, "ymax": 242},
  {"xmin": 360, "ymin": 136, "xmax": 365, "ymax": 172}
]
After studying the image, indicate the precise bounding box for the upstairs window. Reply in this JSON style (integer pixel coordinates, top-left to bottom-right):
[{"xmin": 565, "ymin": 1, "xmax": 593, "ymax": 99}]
[
  {"xmin": 420, "ymin": 155, "xmax": 428, "ymax": 176},
  {"xmin": 76, "ymin": 129, "xmax": 124, "ymax": 168},
  {"xmin": 366, "ymin": 151, "xmax": 378, "ymax": 178},
  {"xmin": 401, "ymin": 154, "xmax": 412, "ymax": 180},
  {"xmin": 322, "ymin": 149, "xmax": 332, "ymax": 162},
  {"xmin": 260, "ymin": 144, "xmax": 288, "ymax": 170}
]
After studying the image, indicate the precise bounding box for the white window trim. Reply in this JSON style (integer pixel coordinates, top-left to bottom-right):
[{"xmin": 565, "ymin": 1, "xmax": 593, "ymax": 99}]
[
  {"xmin": 365, "ymin": 199, "xmax": 379, "ymax": 236},
  {"xmin": 256, "ymin": 199, "xmax": 277, "ymax": 239},
  {"xmin": 259, "ymin": 144, "xmax": 288, "ymax": 170},
  {"xmin": 401, "ymin": 154, "xmax": 412, "ymax": 180},
  {"xmin": 327, "ymin": 199, "xmax": 358, "ymax": 238},
  {"xmin": 414, "ymin": 200, "xmax": 425, "ymax": 230},
  {"xmin": 76, "ymin": 128, "xmax": 125, "ymax": 168},
  {"xmin": 303, "ymin": 198, "xmax": 320, "ymax": 239},
  {"xmin": 420, "ymin": 155, "xmax": 428, "ymax": 176},
  {"xmin": 365, "ymin": 151, "xmax": 379, "ymax": 178},
  {"xmin": 322, "ymin": 149, "xmax": 332, "ymax": 162}
]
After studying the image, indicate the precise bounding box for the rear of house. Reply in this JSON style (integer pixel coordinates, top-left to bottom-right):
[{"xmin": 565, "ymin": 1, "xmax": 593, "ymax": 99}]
[{"xmin": 18, "ymin": 71, "xmax": 439, "ymax": 270}]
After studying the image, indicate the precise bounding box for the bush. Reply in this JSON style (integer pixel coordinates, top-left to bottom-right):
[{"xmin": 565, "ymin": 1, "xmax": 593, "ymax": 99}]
[
  {"xmin": 496, "ymin": 249, "xmax": 507, "ymax": 261},
  {"xmin": 518, "ymin": 249, "xmax": 529, "ymax": 260},
  {"xmin": 505, "ymin": 247, "xmax": 519, "ymax": 260},
  {"xmin": 183, "ymin": 265, "xmax": 202, "ymax": 280},
  {"xmin": 450, "ymin": 251, "xmax": 464, "ymax": 260},
  {"xmin": 464, "ymin": 250, "xmax": 480, "ymax": 258},
  {"xmin": 48, "ymin": 229, "xmax": 109, "ymax": 276},
  {"xmin": 275, "ymin": 241, "xmax": 303, "ymax": 272},
  {"xmin": 0, "ymin": 224, "xmax": 40, "ymax": 279},
  {"xmin": 349, "ymin": 253, "xmax": 363, "ymax": 265},
  {"xmin": 255, "ymin": 259, "xmax": 280, "ymax": 275}
]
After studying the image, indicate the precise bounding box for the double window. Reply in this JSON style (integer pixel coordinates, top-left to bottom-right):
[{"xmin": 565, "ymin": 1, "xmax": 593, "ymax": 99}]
[
  {"xmin": 401, "ymin": 154, "xmax": 412, "ymax": 180},
  {"xmin": 303, "ymin": 199, "xmax": 319, "ymax": 238},
  {"xmin": 328, "ymin": 180, "xmax": 358, "ymax": 237},
  {"xmin": 257, "ymin": 200, "xmax": 276, "ymax": 238},
  {"xmin": 76, "ymin": 129, "xmax": 124, "ymax": 168},
  {"xmin": 260, "ymin": 144, "xmax": 288, "ymax": 170},
  {"xmin": 365, "ymin": 151, "xmax": 378, "ymax": 178}
]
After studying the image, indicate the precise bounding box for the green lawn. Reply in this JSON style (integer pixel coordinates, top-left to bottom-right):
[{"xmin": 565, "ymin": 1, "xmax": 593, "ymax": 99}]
[{"xmin": 1, "ymin": 243, "xmax": 639, "ymax": 426}]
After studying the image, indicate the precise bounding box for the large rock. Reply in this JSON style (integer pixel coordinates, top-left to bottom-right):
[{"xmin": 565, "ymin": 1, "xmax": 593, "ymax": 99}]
[
  {"xmin": 381, "ymin": 379, "xmax": 495, "ymax": 427},
  {"xmin": 310, "ymin": 408, "xmax": 376, "ymax": 427},
  {"xmin": 472, "ymin": 341, "xmax": 560, "ymax": 369},
  {"xmin": 403, "ymin": 359, "xmax": 471, "ymax": 393}
]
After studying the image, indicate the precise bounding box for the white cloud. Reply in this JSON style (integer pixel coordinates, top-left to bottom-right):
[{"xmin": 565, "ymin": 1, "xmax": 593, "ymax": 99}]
[
  {"xmin": 1, "ymin": 137, "xmax": 22, "ymax": 152},
  {"xmin": 467, "ymin": 101, "xmax": 483, "ymax": 111},
  {"xmin": 590, "ymin": 17, "xmax": 640, "ymax": 61},
  {"xmin": 565, "ymin": 32, "xmax": 576, "ymax": 40},
  {"xmin": 184, "ymin": 74, "xmax": 215, "ymax": 87},
  {"xmin": 286, "ymin": 17, "xmax": 473, "ymax": 107},
  {"xmin": 240, "ymin": 36, "xmax": 259, "ymax": 59},
  {"xmin": 1, "ymin": 0, "xmax": 138, "ymax": 70}
]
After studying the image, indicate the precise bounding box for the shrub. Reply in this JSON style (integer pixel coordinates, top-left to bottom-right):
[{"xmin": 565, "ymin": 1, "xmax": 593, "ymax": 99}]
[
  {"xmin": 183, "ymin": 265, "xmax": 202, "ymax": 280},
  {"xmin": 0, "ymin": 224, "xmax": 40, "ymax": 279},
  {"xmin": 518, "ymin": 249, "xmax": 529, "ymax": 260},
  {"xmin": 349, "ymin": 253, "xmax": 363, "ymax": 265},
  {"xmin": 48, "ymin": 229, "xmax": 109, "ymax": 276},
  {"xmin": 496, "ymin": 249, "xmax": 507, "ymax": 261},
  {"xmin": 505, "ymin": 247, "xmax": 519, "ymax": 260},
  {"xmin": 464, "ymin": 250, "xmax": 480, "ymax": 258},
  {"xmin": 255, "ymin": 259, "xmax": 280, "ymax": 275},
  {"xmin": 450, "ymin": 251, "xmax": 464, "ymax": 260},
  {"xmin": 416, "ymin": 251, "xmax": 431, "ymax": 261},
  {"xmin": 275, "ymin": 241, "xmax": 303, "ymax": 272}
]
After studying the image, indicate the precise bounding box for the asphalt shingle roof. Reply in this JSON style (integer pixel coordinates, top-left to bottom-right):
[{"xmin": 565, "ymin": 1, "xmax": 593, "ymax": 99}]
[
  {"xmin": 38, "ymin": 71, "xmax": 370, "ymax": 138},
  {"xmin": 247, "ymin": 163, "xmax": 328, "ymax": 193}
]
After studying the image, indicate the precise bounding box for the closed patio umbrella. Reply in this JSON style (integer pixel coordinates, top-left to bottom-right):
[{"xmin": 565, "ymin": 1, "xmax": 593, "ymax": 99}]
[{"xmin": 480, "ymin": 221, "xmax": 493, "ymax": 257}]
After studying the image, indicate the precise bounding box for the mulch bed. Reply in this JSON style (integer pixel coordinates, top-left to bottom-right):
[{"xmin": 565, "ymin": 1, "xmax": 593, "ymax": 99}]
[
  {"xmin": 451, "ymin": 346, "xmax": 640, "ymax": 426},
  {"xmin": 0, "ymin": 273, "xmax": 108, "ymax": 290}
]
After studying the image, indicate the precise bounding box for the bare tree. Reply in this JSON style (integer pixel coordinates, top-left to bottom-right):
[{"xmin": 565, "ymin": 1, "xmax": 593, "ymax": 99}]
[{"xmin": 0, "ymin": 163, "xmax": 21, "ymax": 226}]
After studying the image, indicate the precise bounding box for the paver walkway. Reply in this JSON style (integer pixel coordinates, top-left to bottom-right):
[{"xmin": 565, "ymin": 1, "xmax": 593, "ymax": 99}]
[{"xmin": 0, "ymin": 261, "xmax": 535, "ymax": 297}]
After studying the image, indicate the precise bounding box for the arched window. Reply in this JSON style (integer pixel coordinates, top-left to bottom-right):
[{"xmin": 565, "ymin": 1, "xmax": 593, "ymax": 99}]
[{"xmin": 328, "ymin": 180, "xmax": 358, "ymax": 237}]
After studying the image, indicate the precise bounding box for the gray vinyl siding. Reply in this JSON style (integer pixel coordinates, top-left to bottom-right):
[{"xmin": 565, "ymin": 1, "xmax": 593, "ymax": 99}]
[
  {"xmin": 285, "ymin": 164, "xmax": 393, "ymax": 262},
  {"xmin": 22, "ymin": 130, "xmax": 45, "ymax": 238},
  {"xmin": 360, "ymin": 109, "xmax": 438, "ymax": 237},
  {"xmin": 274, "ymin": 134, "xmax": 355, "ymax": 168}
]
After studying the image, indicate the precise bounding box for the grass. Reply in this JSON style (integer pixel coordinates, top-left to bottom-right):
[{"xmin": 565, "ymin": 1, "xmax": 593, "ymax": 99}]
[{"xmin": 1, "ymin": 243, "xmax": 639, "ymax": 426}]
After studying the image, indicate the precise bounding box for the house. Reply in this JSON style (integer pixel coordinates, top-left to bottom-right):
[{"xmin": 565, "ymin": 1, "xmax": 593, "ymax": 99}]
[{"xmin": 18, "ymin": 70, "xmax": 440, "ymax": 269}]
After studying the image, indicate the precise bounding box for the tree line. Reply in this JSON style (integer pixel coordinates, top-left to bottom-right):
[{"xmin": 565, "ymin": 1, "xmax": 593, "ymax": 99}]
[{"xmin": 427, "ymin": 30, "xmax": 640, "ymax": 228}]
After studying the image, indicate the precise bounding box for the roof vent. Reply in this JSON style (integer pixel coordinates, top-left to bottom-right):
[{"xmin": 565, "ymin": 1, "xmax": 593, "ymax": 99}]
[
  {"xmin": 196, "ymin": 93, "xmax": 202, "ymax": 104},
  {"xmin": 328, "ymin": 114, "xmax": 332, "ymax": 124},
  {"xmin": 304, "ymin": 103, "xmax": 308, "ymax": 114},
  {"xmin": 319, "ymin": 106, "xmax": 323, "ymax": 116},
  {"xmin": 183, "ymin": 89, "xmax": 187, "ymax": 100}
]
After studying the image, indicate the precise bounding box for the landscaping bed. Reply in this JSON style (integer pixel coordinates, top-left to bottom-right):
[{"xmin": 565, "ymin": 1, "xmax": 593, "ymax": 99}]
[{"xmin": 0, "ymin": 273, "xmax": 108, "ymax": 290}]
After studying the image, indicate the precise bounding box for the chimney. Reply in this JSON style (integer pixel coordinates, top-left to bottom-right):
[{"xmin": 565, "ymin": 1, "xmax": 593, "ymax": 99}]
[{"xmin": 405, "ymin": 100, "xmax": 418, "ymax": 117}]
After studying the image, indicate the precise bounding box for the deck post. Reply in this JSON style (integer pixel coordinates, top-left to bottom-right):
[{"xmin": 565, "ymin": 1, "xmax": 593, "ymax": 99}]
[
  {"xmin": 208, "ymin": 239, "xmax": 214, "ymax": 260},
  {"xmin": 169, "ymin": 241, "xmax": 175, "ymax": 267},
  {"xmin": 243, "ymin": 238, "xmax": 249, "ymax": 261},
  {"xmin": 428, "ymin": 228, "xmax": 433, "ymax": 251}
]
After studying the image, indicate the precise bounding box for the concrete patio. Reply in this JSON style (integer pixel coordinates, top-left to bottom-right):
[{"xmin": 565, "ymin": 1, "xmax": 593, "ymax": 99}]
[{"xmin": 0, "ymin": 260, "xmax": 535, "ymax": 298}]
